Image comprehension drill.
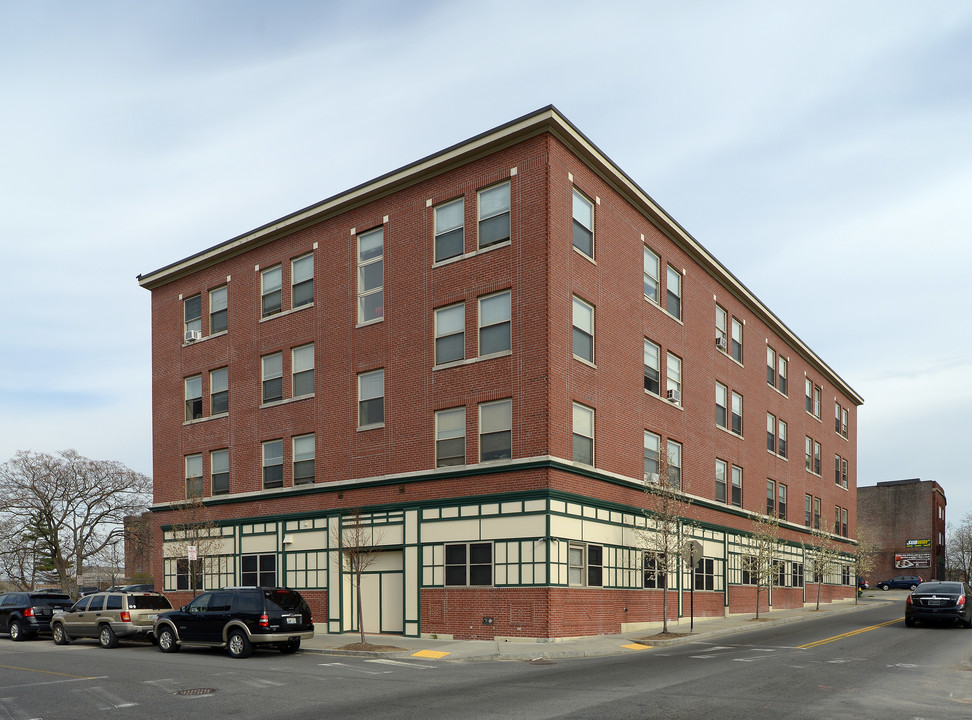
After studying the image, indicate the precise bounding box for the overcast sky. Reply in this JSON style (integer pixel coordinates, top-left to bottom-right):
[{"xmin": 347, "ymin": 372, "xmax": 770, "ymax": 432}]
[{"xmin": 2, "ymin": 1, "xmax": 970, "ymax": 526}]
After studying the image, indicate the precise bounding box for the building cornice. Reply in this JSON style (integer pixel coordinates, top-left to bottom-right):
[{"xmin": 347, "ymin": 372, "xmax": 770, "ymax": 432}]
[{"xmin": 137, "ymin": 105, "xmax": 861, "ymax": 404}]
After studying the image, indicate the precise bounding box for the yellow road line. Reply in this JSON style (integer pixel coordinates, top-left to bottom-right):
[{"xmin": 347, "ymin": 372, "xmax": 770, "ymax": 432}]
[
  {"xmin": 0, "ymin": 664, "xmax": 95, "ymax": 679},
  {"xmin": 797, "ymin": 617, "xmax": 903, "ymax": 649}
]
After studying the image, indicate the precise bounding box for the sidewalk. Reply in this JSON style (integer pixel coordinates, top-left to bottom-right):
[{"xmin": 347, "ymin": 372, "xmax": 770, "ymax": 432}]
[{"xmin": 301, "ymin": 593, "xmax": 900, "ymax": 663}]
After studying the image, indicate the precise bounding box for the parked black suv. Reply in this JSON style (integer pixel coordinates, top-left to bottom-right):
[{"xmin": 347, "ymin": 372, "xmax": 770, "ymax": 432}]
[
  {"xmin": 153, "ymin": 587, "xmax": 313, "ymax": 658},
  {"xmin": 0, "ymin": 591, "xmax": 74, "ymax": 641}
]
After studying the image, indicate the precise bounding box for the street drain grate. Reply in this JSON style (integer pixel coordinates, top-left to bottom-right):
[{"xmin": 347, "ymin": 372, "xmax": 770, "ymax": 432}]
[{"xmin": 177, "ymin": 688, "xmax": 216, "ymax": 696}]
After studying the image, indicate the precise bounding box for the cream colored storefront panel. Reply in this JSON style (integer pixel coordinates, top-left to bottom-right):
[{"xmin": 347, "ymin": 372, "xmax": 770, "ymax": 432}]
[
  {"xmin": 420, "ymin": 518, "xmax": 480, "ymax": 543},
  {"xmin": 241, "ymin": 535, "xmax": 277, "ymax": 553},
  {"xmin": 480, "ymin": 515, "xmax": 546, "ymax": 540},
  {"xmin": 549, "ymin": 515, "xmax": 582, "ymax": 539},
  {"xmin": 285, "ymin": 530, "xmax": 326, "ymax": 552}
]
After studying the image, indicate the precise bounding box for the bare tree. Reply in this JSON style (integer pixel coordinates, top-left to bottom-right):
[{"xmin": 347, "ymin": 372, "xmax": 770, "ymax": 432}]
[
  {"xmin": 746, "ymin": 513, "xmax": 782, "ymax": 620},
  {"xmin": 0, "ymin": 450, "xmax": 151, "ymax": 595},
  {"xmin": 853, "ymin": 526, "xmax": 877, "ymax": 603},
  {"xmin": 946, "ymin": 511, "xmax": 972, "ymax": 582},
  {"xmin": 803, "ymin": 520, "xmax": 841, "ymax": 610},
  {"xmin": 638, "ymin": 446, "xmax": 694, "ymax": 634},
  {"xmin": 165, "ymin": 493, "xmax": 221, "ymax": 597},
  {"xmin": 334, "ymin": 509, "xmax": 386, "ymax": 645}
]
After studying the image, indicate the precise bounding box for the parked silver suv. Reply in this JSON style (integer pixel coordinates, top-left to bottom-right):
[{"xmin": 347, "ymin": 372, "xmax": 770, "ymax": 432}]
[{"xmin": 51, "ymin": 591, "xmax": 172, "ymax": 648}]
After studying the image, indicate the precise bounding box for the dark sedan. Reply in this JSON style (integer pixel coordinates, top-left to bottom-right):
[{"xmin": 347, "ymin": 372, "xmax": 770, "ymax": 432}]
[{"xmin": 905, "ymin": 581, "xmax": 972, "ymax": 628}]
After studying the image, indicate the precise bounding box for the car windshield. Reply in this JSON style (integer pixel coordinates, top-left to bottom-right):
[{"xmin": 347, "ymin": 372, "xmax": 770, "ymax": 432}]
[
  {"xmin": 915, "ymin": 582, "xmax": 962, "ymax": 594},
  {"xmin": 128, "ymin": 595, "xmax": 172, "ymax": 610}
]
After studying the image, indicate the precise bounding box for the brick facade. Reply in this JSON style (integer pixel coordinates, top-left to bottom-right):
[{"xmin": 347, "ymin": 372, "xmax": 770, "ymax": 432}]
[
  {"xmin": 139, "ymin": 107, "xmax": 861, "ymax": 639},
  {"xmin": 858, "ymin": 479, "xmax": 946, "ymax": 582}
]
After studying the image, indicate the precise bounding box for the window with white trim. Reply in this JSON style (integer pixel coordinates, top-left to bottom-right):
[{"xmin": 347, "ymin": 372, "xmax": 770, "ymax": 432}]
[
  {"xmin": 434, "ymin": 197, "xmax": 464, "ymax": 262},
  {"xmin": 666, "ymin": 352, "xmax": 681, "ymax": 403},
  {"xmin": 572, "ymin": 402, "xmax": 594, "ymax": 466},
  {"xmin": 185, "ymin": 375, "xmax": 202, "ymax": 421},
  {"xmin": 644, "ymin": 339, "xmax": 660, "ymax": 395},
  {"xmin": 568, "ymin": 542, "xmax": 602, "ymax": 586},
  {"xmin": 207, "ymin": 367, "xmax": 227, "ymax": 415},
  {"xmin": 292, "ymin": 344, "xmax": 314, "ymax": 398},
  {"xmin": 478, "ymin": 182, "xmax": 510, "ymax": 249},
  {"xmin": 209, "ymin": 286, "xmax": 227, "ymax": 334},
  {"xmin": 667, "ymin": 439, "xmax": 682, "ymax": 489},
  {"xmin": 293, "ymin": 434, "xmax": 315, "ymax": 485},
  {"xmin": 731, "ymin": 465, "xmax": 742, "ymax": 507},
  {"xmin": 730, "ymin": 317, "xmax": 743, "ymax": 363},
  {"xmin": 262, "ymin": 352, "xmax": 283, "ymax": 404},
  {"xmin": 644, "ymin": 431, "xmax": 660, "ymax": 482},
  {"xmin": 478, "ymin": 290, "xmax": 511, "ymax": 356},
  {"xmin": 572, "ymin": 188, "xmax": 594, "ymax": 258},
  {"xmin": 666, "ymin": 265, "xmax": 681, "ymax": 319},
  {"xmin": 211, "ymin": 449, "xmax": 228, "ymax": 496},
  {"xmin": 643, "ymin": 246, "xmax": 659, "ymax": 302},
  {"xmin": 572, "ymin": 296, "xmax": 594, "ymax": 363},
  {"xmin": 479, "ymin": 399, "xmax": 511, "ymax": 462},
  {"xmin": 292, "ymin": 254, "xmax": 314, "ymax": 308},
  {"xmin": 261, "ymin": 266, "xmax": 282, "ymax": 318},
  {"xmin": 262, "ymin": 440, "xmax": 283, "ymax": 489},
  {"xmin": 731, "ymin": 391, "xmax": 743, "ymax": 435},
  {"xmin": 778, "ymin": 419, "xmax": 788, "ymax": 458},
  {"xmin": 184, "ymin": 294, "xmax": 201, "ymax": 338},
  {"xmin": 435, "ymin": 407, "xmax": 465, "ymax": 467},
  {"xmin": 358, "ymin": 369, "xmax": 384, "ymax": 428},
  {"xmin": 716, "ymin": 382, "xmax": 728, "ymax": 429},
  {"xmin": 716, "ymin": 305, "xmax": 728, "ymax": 352},
  {"xmin": 185, "ymin": 454, "xmax": 203, "ymax": 497},
  {"xmin": 357, "ymin": 227, "xmax": 384, "ymax": 323},
  {"xmin": 778, "ymin": 355, "xmax": 788, "ymax": 395},
  {"xmin": 767, "ymin": 346, "xmax": 776, "ymax": 386},
  {"xmin": 716, "ymin": 459, "xmax": 727, "ymax": 503},
  {"xmin": 435, "ymin": 303, "xmax": 465, "ymax": 365}
]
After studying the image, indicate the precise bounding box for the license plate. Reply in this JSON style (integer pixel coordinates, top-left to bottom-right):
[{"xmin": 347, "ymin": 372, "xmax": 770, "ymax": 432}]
[
  {"xmin": 286, "ymin": 617, "xmax": 297, "ymax": 624},
  {"xmin": 147, "ymin": 614, "xmax": 158, "ymax": 620},
  {"xmin": 927, "ymin": 600, "xmax": 941, "ymax": 606}
]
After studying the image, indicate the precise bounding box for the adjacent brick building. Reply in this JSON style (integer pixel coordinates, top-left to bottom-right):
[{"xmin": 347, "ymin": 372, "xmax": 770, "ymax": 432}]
[
  {"xmin": 858, "ymin": 479, "xmax": 946, "ymax": 582},
  {"xmin": 137, "ymin": 106, "xmax": 862, "ymax": 639}
]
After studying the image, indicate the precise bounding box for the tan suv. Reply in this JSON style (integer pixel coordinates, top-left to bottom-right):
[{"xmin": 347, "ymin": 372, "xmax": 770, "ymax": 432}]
[{"xmin": 51, "ymin": 591, "xmax": 172, "ymax": 648}]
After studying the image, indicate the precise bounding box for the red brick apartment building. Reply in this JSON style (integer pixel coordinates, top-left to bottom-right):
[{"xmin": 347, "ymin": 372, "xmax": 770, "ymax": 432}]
[{"xmin": 137, "ymin": 106, "xmax": 862, "ymax": 639}]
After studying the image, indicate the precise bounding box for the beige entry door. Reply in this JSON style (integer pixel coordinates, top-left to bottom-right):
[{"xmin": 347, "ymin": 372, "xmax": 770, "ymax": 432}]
[{"xmin": 347, "ymin": 550, "xmax": 404, "ymax": 635}]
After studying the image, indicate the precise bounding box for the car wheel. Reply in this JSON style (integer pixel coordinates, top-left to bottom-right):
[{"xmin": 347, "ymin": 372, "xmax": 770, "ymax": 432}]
[
  {"xmin": 157, "ymin": 626, "xmax": 180, "ymax": 653},
  {"xmin": 880, "ymin": 585, "xmax": 889, "ymax": 591},
  {"xmin": 226, "ymin": 629, "xmax": 252, "ymax": 659},
  {"xmin": 277, "ymin": 638, "xmax": 300, "ymax": 654},
  {"xmin": 99, "ymin": 624, "xmax": 119, "ymax": 649},
  {"xmin": 9, "ymin": 619, "xmax": 24, "ymax": 641},
  {"xmin": 905, "ymin": 616, "xmax": 916, "ymax": 627},
  {"xmin": 909, "ymin": 585, "xmax": 918, "ymax": 591},
  {"xmin": 52, "ymin": 623, "xmax": 71, "ymax": 645}
]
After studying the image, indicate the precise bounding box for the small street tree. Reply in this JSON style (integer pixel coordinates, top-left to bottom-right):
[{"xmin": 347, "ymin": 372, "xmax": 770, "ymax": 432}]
[
  {"xmin": 0, "ymin": 450, "xmax": 151, "ymax": 595},
  {"xmin": 746, "ymin": 513, "xmax": 782, "ymax": 620},
  {"xmin": 638, "ymin": 443, "xmax": 694, "ymax": 634},
  {"xmin": 853, "ymin": 526, "xmax": 877, "ymax": 603},
  {"xmin": 335, "ymin": 509, "xmax": 386, "ymax": 645},
  {"xmin": 165, "ymin": 492, "xmax": 221, "ymax": 596},
  {"xmin": 804, "ymin": 520, "xmax": 841, "ymax": 610}
]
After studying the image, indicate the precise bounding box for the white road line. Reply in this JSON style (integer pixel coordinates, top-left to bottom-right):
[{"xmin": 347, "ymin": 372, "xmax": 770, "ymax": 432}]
[
  {"xmin": 82, "ymin": 686, "xmax": 138, "ymax": 709},
  {"xmin": 318, "ymin": 662, "xmax": 391, "ymax": 675},
  {"xmin": 0, "ymin": 696, "xmax": 42, "ymax": 720},
  {"xmin": 365, "ymin": 659, "xmax": 436, "ymax": 670}
]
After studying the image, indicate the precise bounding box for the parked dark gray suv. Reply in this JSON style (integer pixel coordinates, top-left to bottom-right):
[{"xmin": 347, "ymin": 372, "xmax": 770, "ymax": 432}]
[
  {"xmin": 875, "ymin": 575, "xmax": 923, "ymax": 591},
  {"xmin": 0, "ymin": 591, "xmax": 73, "ymax": 641},
  {"xmin": 153, "ymin": 587, "xmax": 313, "ymax": 658}
]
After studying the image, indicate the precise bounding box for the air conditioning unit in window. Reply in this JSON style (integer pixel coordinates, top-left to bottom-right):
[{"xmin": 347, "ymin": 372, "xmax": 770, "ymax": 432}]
[
  {"xmin": 644, "ymin": 472, "xmax": 660, "ymax": 484},
  {"xmin": 185, "ymin": 330, "xmax": 202, "ymax": 343},
  {"xmin": 715, "ymin": 336, "xmax": 727, "ymax": 351},
  {"xmin": 666, "ymin": 389, "xmax": 681, "ymax": 403}
]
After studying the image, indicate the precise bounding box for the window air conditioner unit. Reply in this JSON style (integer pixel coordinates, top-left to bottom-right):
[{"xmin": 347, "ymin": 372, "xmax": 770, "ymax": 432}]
[
  {"xmin": 715, "ymin": 336, "xmax": 727, "ymax": 350},
  {"xmin": 185, "ymin": 330, "xmax": 202, "ymax": 343},
  {"xmin": 644, "ymin": 472, "xmax": 660, "ymax": 484},
  {"xmin": 666, "ymin": 389, "xmax": 681, "ymax": 403}
]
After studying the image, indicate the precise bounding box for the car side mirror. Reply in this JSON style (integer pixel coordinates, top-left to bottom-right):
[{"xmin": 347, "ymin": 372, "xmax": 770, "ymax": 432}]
[{"xmin": 180, "ymin": 605, "xmax": 187, "ymax": 612}]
